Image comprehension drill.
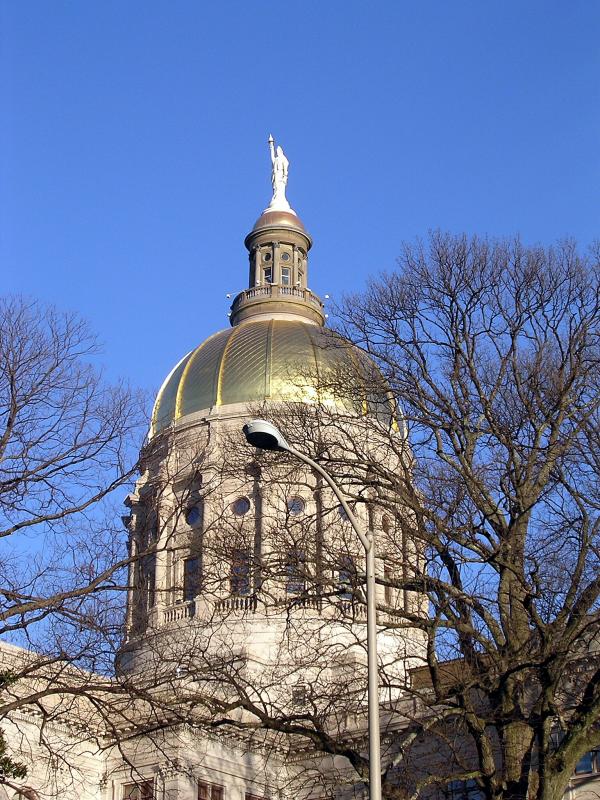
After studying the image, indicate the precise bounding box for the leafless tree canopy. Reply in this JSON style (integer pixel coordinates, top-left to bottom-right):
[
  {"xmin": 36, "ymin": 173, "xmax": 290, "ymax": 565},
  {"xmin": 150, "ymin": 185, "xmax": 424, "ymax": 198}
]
[
  {"xmin": 326, "ymin": 233, "xmax": 600, "ymax": 800},
  {"xmin": 0, "ymin": 297, "xmax": 147, "ymax": 787}
]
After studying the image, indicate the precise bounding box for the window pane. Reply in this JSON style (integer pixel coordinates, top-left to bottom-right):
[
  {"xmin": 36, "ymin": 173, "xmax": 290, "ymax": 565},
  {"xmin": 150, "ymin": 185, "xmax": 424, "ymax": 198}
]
[
  {"xmin": 575, "ymin": 751, "xmax": 595, "ymax": 774},
  {"xmin": 138, "ymin": 554, "xmax": 156, "ymax": 609},
  {"xmin": 286, "ymin": 497, "xmax": 304, "ymax": 515},
  {"xmin": 184, "ymin": 557, "xmax": 200, "ymax": 601},
  {"xmin": 338, "ymin": 555, "xmax": 355, "ymax": 599},
  {"xmin": 185, "ymin": 504, "xmax": 203, "ymax": 527},
  {"xmin": 292, "ymin": 683, "xmax": 307, "ymax": 707},
  {"xmin": 286, "ymin": 549, "xmax": 305, "ymax": 594},
  {"xmin": 198, "ymin": 781, "xmax": 209, "ymax": 800},
  {"xmin": 443, "ymin": 779, "xmax": 483, "ymax": 800},
  {"xmin": 123, "ymin": 781, "xmax": 154, "ymax": 800},
  {"xmin": 263, "ymin": 267, "xmax": 272, "ymax": 284},
  {"xmin": 384, "ymin": 564, "xmax": 392, "ymax": 605},
  {"xmin": 198, "ymin": 780, "xmax": 223, "ymax": 800},
  {"xmin": 232, "ymin": 497, "xmax": 251, "ymax": 516},
  {"xmin": 141, "ymin": 783, "xmax": 154, "ymax": 800},
  {"xmin": 231, "ymin": 548, "xmax": 251, "ymax": 595},
  {"xmin": 281, "ymin": 267, "xmax": 291, "ymax": 286}
]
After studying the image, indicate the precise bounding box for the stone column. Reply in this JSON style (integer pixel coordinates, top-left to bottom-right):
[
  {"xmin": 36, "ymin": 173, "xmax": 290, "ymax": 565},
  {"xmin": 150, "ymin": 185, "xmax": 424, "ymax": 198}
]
[
  {"xmin": 271, "ymin": 240, "xmax": 279, "ymax": 286},
  {"xmin": 292, "ymin": 244, "xmax": 299, "ymax": 287}
]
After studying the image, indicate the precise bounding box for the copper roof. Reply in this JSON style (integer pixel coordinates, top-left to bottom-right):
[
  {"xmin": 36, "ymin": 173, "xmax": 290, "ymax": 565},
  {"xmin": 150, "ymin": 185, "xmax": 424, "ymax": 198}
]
[{"xmin": 251, "ymin": 209, "xmax": 307, "ymax": 233}]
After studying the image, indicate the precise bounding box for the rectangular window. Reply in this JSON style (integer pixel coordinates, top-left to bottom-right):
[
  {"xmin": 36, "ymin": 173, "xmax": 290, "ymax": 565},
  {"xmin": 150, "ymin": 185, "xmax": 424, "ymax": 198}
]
[
  {"xmin": 281, "ymin": 267, "xmax": 291, "ymax": 286},
  {"xmin": 123, "ymin": 780, "xmax": 154, "ymax": 800},
  {"xmin": 230, "ymin": 548, "xmax": 251, "ymax": 596},
  {"xmin": 183, "ymin": 556, "xmax": 201, "ymax": 601},
  {"xmin": 444, "ymin": 779, "xmax": 484, "ymax": 800},
  {"xmin": 292, "ymin": 683, "xmax": 307, "ymax": 707},
  {"xmin": 199, "ymin": 781, "xmax": 224, "ymax": 800},
  {"xmin": 263, "ymin": 266, "xmax": 272, "ymax": 284},
  {"xmin": 138, "ymin": 553, "xmax": 156, "ymax": 609},
  {"xmin": 575, "ymin": 751, "xmax": 598, "ymax": 774},
  {"xmin": 338, "ymin": 555, "xmax": 355, "ymax": 600},
  {"xmin": 286, "ymin": 548, "xmax": 306, "ymax": 594},
  {"xmin": 384, "ymin": 564, "xmax": 393, "ymax": 605}
]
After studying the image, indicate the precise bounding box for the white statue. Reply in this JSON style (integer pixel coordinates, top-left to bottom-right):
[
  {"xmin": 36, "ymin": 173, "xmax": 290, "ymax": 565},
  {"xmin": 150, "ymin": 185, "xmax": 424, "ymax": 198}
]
[{"xmin": 265, "ymin": 134, "xmax": 295, "ymax": 214}]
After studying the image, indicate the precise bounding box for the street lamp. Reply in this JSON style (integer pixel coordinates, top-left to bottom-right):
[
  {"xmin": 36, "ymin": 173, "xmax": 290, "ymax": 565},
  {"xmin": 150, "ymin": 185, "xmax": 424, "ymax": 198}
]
[{"xmin": 242, "ymin": 419, "xmax": 382, "ymax": 800}]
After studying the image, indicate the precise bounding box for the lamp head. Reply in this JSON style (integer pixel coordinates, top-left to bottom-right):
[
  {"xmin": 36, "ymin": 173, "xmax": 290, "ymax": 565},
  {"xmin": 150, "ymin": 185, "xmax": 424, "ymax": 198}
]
[{"xmin": 243, "ymin": 419, "xmax": 289, "ymax": 452}]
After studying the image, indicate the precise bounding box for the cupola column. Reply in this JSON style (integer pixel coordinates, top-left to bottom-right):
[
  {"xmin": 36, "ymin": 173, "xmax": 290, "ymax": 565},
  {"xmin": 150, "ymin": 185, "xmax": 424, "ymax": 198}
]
[{"xmin": 272, "ymin": 241, "xmax": 280, "ymax": 286}]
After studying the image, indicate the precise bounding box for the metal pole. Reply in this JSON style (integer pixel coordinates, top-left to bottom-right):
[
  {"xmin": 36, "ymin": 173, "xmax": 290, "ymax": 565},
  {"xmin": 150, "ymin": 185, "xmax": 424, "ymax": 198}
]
[
  {"xmin": 287, "ymin": 447, "xmax": 382, "ymax": 800},
  {"xmin": 365, "ymin": 534, "xmax": 382, "ymax": 800}
]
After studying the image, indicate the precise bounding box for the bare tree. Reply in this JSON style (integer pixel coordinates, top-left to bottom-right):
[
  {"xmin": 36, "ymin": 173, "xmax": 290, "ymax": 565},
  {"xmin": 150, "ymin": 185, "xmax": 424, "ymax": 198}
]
[
  {"xmin": 322, "ymin": 233, "xmax": 600, "ymax": 800},
  {"xmin": 0, "ymin": 296, "xmax": 147, "ymax": 792}
]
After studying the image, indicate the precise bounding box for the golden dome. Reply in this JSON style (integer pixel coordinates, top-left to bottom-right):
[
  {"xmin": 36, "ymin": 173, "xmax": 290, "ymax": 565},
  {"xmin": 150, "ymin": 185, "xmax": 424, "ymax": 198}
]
[{"xmin": 151, "ymin": 318, "xmax": 395, "ymax": 436}]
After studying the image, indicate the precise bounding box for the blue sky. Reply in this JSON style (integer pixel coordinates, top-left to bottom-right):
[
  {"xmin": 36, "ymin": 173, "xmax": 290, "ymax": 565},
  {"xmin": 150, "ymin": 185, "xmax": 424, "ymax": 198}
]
[{"xmin": 2, "ymin": 1, "xmax": 599, "ymax": 400}]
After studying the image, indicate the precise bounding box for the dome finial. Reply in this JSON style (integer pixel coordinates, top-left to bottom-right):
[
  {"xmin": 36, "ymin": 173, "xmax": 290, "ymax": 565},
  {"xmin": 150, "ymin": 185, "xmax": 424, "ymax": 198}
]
[{"xmin": 265, "ymin": 134, "xmax": 296, "ymax": 216}]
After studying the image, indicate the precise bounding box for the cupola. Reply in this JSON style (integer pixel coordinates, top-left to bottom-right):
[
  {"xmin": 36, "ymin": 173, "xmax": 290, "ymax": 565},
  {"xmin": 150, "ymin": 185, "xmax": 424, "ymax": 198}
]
[{"xmin": 229, "ymin": 135, "xmax": 325, "ymax": 327}]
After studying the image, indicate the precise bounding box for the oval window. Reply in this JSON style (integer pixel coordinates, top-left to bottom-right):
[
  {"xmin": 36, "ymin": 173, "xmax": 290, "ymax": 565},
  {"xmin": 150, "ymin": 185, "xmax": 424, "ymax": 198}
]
[
  {"xmin": 232, "ymin": 497, "xmax": 251, "ymax": 516},
  {"xmin": 281, "ymin": 252, "xmax": 291, "ymax": 261},
  {"xmin": 287, "ymin": 497, "xmax": 305, "ymax": 515}
]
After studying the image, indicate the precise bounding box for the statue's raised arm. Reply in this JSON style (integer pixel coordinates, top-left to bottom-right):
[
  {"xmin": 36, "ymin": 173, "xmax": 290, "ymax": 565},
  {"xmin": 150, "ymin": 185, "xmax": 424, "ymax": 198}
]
[
  {"xmin": 266, "ymin": 134, "xmax": 292, "ymax": 213},
  {"xmin": 268, "ymin": 133, "xmax": 276, "ymax": 166}
]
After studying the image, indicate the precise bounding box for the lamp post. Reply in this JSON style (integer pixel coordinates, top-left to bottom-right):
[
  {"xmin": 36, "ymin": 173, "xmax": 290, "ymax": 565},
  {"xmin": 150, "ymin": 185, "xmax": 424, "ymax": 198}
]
[{"xmin": 242, "ymin": 419, "xmax": 382, "ymax": 800}]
